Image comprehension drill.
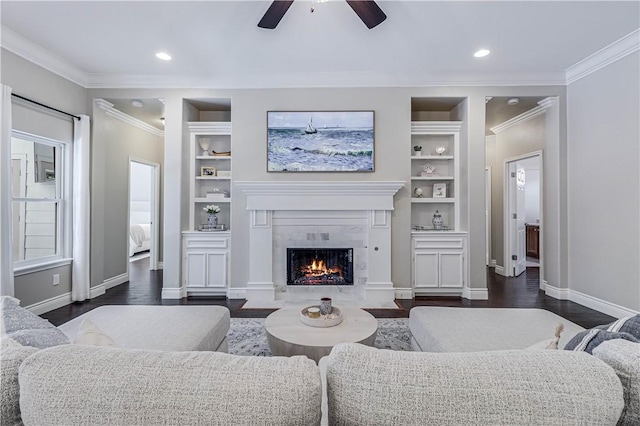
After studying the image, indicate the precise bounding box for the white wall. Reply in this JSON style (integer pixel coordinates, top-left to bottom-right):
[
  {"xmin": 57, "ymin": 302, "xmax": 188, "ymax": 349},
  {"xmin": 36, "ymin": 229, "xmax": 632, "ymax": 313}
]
[{"xmin": 567, "ymin": 51, "xmax": 640, "ymax": 314}]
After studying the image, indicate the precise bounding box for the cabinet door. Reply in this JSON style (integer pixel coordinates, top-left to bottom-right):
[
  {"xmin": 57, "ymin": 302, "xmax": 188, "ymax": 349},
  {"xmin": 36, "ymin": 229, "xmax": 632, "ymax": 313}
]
[
  {"xmin": 440, "ymin": 252, "xmax": 464, "ymax": 288},
  {"xmin": 206, "ymin": 252, "xmax": 228, "ymax": 288},
  {"xmin": 414, "ymin": 251, "xmax": 439, "ymax": 288},
  {"xmin": 185, "ymin": 252, "xmax": 207, "ymax": 287}
]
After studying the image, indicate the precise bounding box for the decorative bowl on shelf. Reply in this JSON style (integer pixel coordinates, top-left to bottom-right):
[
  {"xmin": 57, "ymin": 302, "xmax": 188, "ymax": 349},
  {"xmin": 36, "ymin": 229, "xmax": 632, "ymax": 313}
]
[
  {"xmin": 300, "ymin": 306, "xmax": 343, "ymax": 328},
  {"xmin": 435, "ymin": 145, "xmax": 446, "ymax": 155}
]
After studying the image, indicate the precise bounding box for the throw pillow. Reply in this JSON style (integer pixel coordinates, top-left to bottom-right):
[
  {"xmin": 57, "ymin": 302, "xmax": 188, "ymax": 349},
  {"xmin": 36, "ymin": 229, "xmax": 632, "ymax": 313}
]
[
  {"xmin": 1, "ymin": 296, "xmax": 56, "ymax": 333},
  {"xmin": 564, "ymin": 315, "xmax": 640, "ymax": 354},
  {"xmin": 1, "ymin": 345, "xmax": 40, "ymax": 425},
  {"xmin": 6, "ymin": 328, "xmax": 70, "ymax": 349},
  {"xmin": 525, "ymin": 323, "xmax": 564, "ymax": 350},
  {"xmin": 74, "ymin": 319, "xmax": 116, "ymax": 347}
]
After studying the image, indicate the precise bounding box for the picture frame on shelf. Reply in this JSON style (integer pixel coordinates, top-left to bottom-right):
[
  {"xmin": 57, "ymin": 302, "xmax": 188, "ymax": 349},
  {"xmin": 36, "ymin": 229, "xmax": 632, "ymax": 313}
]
[
  {"xmin": 433, "ymin": 183, "xmax": 447, "ymax": 198},
  {"xmin": 201, "ymin": 166, "xmax": 216, "ymax": 177},
  {"xmin": 267, "ymin": 110, "xmax": 374, "ymax": 172},
  {"xmin": 216, "ymin": 170, "xmax": 231, "ymax": 178}
]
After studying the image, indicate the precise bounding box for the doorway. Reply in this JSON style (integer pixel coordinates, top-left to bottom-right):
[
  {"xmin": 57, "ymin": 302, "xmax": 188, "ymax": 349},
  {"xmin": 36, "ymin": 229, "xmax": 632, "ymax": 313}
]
[
  {"xmin": 128, "ymin": 158, "xmax": 160, "ymax": 271},
  {"xmin": 504, "ymin": 152, "xmax": 543, "ymax": 280}
]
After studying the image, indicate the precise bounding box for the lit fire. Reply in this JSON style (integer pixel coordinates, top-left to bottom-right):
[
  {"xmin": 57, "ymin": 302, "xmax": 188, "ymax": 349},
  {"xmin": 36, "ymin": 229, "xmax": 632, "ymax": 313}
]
[{"xmin": 302, "ymin": 258, "xmax": 343, "ymax": 278}]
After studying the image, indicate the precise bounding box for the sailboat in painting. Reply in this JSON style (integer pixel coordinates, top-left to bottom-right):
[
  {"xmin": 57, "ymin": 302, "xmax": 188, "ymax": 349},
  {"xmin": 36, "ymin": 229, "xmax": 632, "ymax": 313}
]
[{"xmin": 305, "ymin": 116, "xmax": 317, "ymax": 134}]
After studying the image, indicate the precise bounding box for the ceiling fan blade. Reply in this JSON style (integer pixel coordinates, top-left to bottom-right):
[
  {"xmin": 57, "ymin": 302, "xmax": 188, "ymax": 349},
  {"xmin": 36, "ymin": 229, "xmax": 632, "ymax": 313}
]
[
  {"xmin": 346, "ymin": 0, "xmax": 387, "ymax": 29},
  {"xmin": 258, "ymin": 0, "xmax": 295, "ymax": 29}
]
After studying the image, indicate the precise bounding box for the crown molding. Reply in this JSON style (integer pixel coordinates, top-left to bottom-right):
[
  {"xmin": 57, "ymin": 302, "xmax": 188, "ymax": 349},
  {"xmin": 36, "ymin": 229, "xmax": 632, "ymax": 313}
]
[
  {"xmin": 84, "ymin": 70, "xmax": 567, "ymax": 89},
  {"xmin": 95, "ymin": 99, "xmax": 164, "ymax": 137},
  {"xmin": 565, "ymin": 29, "xmax": 640, "ymax": 85},
  {"xmin": 1, "ymin": 26, "xmax": 89, "ymax": 88},
  {"xmin": 490, "ymin": 97, "xmax": 557, "ymax": 134}
]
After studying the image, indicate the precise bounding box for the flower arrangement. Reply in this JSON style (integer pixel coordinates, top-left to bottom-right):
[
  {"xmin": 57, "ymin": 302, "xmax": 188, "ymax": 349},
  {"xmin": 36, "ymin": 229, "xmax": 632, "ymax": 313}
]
[{"xmin": 203, "ymin": 205, "xmax": 221, "ymax": 215}]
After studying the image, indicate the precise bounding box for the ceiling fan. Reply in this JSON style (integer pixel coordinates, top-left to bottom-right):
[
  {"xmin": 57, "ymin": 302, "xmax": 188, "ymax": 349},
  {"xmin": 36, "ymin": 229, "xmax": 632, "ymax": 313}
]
[{"xmin": 258, "ymin": 0, "xmax": 387, "ymax": 30}]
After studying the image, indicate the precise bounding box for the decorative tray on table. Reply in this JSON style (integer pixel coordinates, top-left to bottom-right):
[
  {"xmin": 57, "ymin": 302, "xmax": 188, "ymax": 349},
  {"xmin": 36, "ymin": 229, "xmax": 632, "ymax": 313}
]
[{"xmin": 300, "ymin": 306, "xmax": 343, "ymax": 328}]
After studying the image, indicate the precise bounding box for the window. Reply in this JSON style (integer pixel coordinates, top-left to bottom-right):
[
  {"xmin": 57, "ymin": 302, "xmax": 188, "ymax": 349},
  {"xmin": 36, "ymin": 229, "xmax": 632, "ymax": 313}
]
[{"xmin": 11, "ymin": 130, "xmax": 71, "ymax": 272}]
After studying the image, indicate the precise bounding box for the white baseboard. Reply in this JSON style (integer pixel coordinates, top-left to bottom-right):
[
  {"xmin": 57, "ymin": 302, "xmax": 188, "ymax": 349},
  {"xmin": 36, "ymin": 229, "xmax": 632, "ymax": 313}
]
[
  {"xmin": 394, "ymin": 288, "xmax": 413, "ymax": 299},
  {"xmin": 227, "ymin": 288, "xmax": 246, "ymax": 299},
  {"xmin": 90, "ymin": 284, "xmax": 105, "ymax": 298},
  {"xmin": 26, "ymin": 292, "xmax": 72, "ymax": 315},
  {"xmin": 104, "ymin": 273, "xmax": 128, "ymax": 290},
  {"xmin": 568, "ymin": 289, "xmax": 639, "ymax": 319},
  {"xmin": 494, "ymin": 265, "xmax": 507, "ymax": 276},
  {"xmin": 157, "ymin": 262, "xmax": 163, "ymax": 269},
  {"xmin": 161, "ymin": 286, "xmax": 186, "ymax": 299},
  {"xmin": 544, "ymin": 284, "xmax": 570, "ymax": 300},
  {"xmin": 462, "ymin": 287, "xmax": 489, "ymax": 300},
  {"xmin": 490, "ymin": 259, "xmax": 497, "ymax": 268},
  {"xmin": 541, "ymin": 279, "xmax": 547, "ymax": 291}
]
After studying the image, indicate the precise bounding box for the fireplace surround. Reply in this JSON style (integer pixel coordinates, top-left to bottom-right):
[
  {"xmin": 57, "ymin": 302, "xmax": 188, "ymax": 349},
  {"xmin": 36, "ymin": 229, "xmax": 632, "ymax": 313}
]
[{"xmin": 236, "ymin": 181, "xmax": 404, "ymax": 306}]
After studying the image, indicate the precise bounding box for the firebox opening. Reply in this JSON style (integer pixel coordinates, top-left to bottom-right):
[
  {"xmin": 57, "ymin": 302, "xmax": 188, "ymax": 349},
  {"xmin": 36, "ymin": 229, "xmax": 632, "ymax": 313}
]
[{"xmin": 287, "ymin": 248, "xmax": 354, "ymax": 285}]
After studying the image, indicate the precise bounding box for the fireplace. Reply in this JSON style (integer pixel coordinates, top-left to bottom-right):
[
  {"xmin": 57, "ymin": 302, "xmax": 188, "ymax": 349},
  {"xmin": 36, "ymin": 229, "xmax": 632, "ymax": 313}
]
[{"xmin": 287, "ymin": 248, "xmax": 353, "ymax": 286}]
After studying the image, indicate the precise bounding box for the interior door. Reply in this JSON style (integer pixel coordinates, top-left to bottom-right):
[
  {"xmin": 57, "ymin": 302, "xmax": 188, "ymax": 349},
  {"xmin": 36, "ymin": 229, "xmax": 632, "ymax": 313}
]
[{"xmin": 514, "ymin": 165, "xmax": 527, "ymax": 276}]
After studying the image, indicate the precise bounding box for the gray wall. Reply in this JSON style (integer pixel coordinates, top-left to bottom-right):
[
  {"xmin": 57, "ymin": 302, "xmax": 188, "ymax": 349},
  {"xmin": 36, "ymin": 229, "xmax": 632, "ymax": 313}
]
[
  {"xmin": 90, "ymin": 104, "xmax": 164, "ymax": 286},
  {"xmin": 567, "ymin": 52, "xmax": 640, "ymax": 312},
  {"xmin": 487, "ymin": 113, "xmax": 546, "ymax": 269},
  {"xmin": 1, "ymin": 49, "xmax": 87, "ymax": 307}
]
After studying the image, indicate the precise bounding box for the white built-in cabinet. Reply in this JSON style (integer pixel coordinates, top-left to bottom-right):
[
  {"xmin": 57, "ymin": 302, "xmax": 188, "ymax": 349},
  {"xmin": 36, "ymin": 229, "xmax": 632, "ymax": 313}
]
[
  {"xmin": 412, "ymin": 233, "xmax": 467, "ymax": 293},
  {"xmin": 182, "ymin": 232, "xmax": 230, "ymax": 295},
  {"xmin": 182, "ymin": 120, "xmax": 232, "ymax": 295},
  {"xmin": 410, "ymin": 121, "xmax": 468, "ymax": 295}
]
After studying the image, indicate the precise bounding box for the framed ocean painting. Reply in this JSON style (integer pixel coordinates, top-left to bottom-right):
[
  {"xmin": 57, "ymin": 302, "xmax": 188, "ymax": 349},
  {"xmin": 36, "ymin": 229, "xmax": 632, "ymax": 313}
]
[{"xmin": 267, "ymin": 111, "xmax": 374, "ymax": 172}]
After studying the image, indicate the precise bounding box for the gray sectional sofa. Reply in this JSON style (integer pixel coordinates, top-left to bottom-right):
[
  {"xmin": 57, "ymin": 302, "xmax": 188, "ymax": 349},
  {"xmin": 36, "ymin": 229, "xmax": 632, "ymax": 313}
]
[{"xmin": 2, "ymin": 298, "xmax": 638, "ymax": 425}]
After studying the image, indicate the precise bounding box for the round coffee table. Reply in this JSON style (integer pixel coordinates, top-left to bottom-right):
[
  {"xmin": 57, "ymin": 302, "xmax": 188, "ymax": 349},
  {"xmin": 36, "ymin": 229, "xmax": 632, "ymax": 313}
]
[{"xmin": 265, "ymin": 305, "xmax": 378, "ymax": 363}]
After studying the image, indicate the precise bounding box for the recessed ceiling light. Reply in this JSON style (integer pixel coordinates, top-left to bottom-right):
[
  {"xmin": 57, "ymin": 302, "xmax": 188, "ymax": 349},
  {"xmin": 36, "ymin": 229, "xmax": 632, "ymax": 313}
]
[
  {"xmin": 474, "ymin": 49, "xmax": 490, "ymax": 58},
  {"xmin": 507, "ymin": 98, "xmax": 520, "ymax": 106},
  {"xmin": 131, "ymin": 100, "xmax": 144, "ymax": 108},
  {"xmin": 155, "ymin": 52, "xmax": 172, "ymax": 61}
]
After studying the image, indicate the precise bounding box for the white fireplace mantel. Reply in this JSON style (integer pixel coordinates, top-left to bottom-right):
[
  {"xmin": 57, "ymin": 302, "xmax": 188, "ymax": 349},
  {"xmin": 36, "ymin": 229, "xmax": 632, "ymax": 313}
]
[
  {"xmin": 236, "ymin": 181, "xmax": 405, "ymax": 307},
  {"xmin": 236, "ymin": 181, "xmax": 405, "ymax": 211}
]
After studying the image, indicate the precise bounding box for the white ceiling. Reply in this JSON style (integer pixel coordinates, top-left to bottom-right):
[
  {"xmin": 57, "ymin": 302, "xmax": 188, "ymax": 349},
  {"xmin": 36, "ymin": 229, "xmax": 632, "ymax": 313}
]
[{"xmin": 1, "ymin": 1, "xmax": 638, "ymax": 89}]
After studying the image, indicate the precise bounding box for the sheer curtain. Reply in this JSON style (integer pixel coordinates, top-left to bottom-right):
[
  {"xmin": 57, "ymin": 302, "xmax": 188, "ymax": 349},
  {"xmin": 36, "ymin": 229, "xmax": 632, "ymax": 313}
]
[
  {"xmin": 72, "ymin": 115, "xmax": 91, "ymax": 301},
  {"xmin": 0, "ymin": 85, "xmax": 14, "ymax": 297}
]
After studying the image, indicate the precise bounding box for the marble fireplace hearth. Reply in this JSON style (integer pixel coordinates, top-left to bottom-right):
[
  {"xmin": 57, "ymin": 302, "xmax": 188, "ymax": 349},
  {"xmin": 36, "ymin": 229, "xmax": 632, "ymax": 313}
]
[{"xmin": 237, "ymin": 181, "xmax": 404, "ymax": 308}]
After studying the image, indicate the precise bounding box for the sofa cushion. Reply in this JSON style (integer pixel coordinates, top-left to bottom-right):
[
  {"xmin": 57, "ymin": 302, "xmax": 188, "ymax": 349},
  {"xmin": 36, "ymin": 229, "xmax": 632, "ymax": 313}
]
[
  {"xmin": 0, "ymin": 296, "xmax": 69, "ymax": 349},
  {"xmin": 593, "ymin": 339, "xmax": 640, "ymax": 426},
  {"xmin": 323, "ymin": 343, "xmax": 623, "ymax": 426},
  {"xmin": 58, "ymin": 305, "xmax": 230, "ymax": 352},
  {"xmin": 1, "ymin": 345, "xmax": 39, "ymax": 426},
  {"xmin": 19, "ymin": 344, "xmax": 322, "ymax": 426},
  {"xmin": 409, "ymin": 307, "xmax": 584, "ymax": 352}
]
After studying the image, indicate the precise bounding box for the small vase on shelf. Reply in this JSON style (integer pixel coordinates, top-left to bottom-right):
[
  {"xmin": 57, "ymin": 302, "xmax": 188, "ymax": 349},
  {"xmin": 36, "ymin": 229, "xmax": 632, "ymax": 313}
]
[
  {"xmin": 207, "ymin": 214, "xmax": 218, "ymax": 228},
  {"xmin": 432, "ymin": 210, "xmax": 443, "ymax": 230}
]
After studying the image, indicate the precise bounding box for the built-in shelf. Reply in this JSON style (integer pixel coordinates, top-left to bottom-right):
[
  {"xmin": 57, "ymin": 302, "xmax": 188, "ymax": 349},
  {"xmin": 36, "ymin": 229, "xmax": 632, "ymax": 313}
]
[
  {"xmin": 194, "ymin": 198, "xmax": 232, "ymax": 203},
  {"xmin": 411, "ymin": 198, "xmax": 455, "ymax": 203},
  {"xmin": 411, "ymin": 176, "xmax": 454, "ymax": 181},
  {"xmin": 411, "ymin": 155, "xmax": 454, "ymax": 160},
  {"xmin": 196, "ymin": 156, "xmax": 232, "ymax": 160},
  {"xmin": 196, "ymin": 176, "xmax": 231, "ymax": 180}
]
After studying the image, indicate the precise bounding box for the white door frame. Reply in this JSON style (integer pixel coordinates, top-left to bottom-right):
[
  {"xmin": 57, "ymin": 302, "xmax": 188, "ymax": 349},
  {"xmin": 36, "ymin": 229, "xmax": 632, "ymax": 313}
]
[
  {"xmin": 503, "ymin": 151, "xmax": 543, "ymax": 287},
  {"xmin": 128, "ymin": 157, "xmax": 160, "ymax": 271},
  {"xmin": 485, "ymin": 167, "xmax": 492, "ymax": 266}
]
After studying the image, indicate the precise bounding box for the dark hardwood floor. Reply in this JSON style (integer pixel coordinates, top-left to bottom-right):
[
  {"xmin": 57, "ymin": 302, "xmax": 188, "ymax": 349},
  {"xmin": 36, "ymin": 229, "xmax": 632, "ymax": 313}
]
[{"xmin": 41, "ymin": 257, "xmax": 615, "ymax": 328}]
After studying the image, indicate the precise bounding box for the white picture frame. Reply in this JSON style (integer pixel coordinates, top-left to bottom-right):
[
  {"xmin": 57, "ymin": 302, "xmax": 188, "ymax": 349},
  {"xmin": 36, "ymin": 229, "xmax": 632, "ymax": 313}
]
[{"xmin": 433, "ymin": 183, "xmax": 447, "ymax": 198}]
